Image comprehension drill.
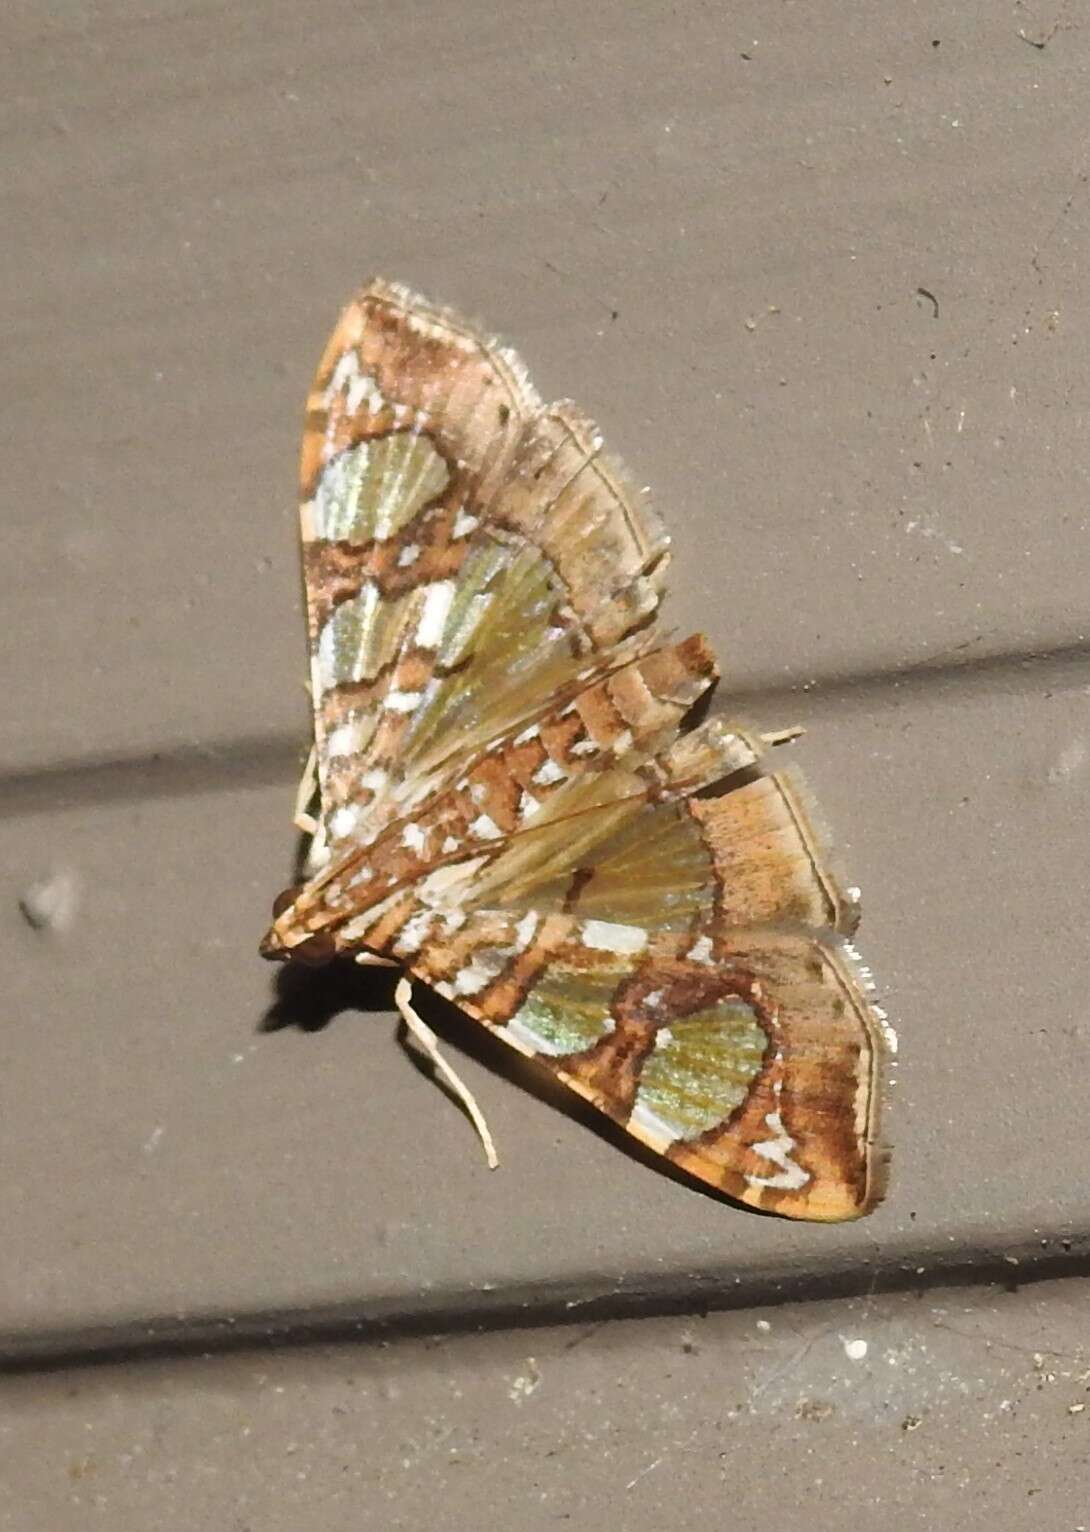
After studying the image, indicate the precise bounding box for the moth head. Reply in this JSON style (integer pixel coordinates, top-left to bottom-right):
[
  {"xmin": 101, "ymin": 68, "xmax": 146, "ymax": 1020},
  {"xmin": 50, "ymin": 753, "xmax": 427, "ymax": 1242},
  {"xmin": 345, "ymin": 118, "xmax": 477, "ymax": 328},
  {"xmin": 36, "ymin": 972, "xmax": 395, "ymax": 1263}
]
[{"xmin": 260, "ymin": 886, "xmax": 338, "ymax": 966}]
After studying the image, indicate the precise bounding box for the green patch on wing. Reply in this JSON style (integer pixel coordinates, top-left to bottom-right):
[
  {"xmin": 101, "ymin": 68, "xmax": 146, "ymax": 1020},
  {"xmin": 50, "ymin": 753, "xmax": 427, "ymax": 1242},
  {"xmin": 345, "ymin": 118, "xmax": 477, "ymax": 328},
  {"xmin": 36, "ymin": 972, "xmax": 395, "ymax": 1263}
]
[
  {"xmin": 552, "ymin": 804, "xmax": 715, "ymax": 929},
  {"xmin": 504, "ymin": 969, "xmax": 620, "ymax": 1057},
  {"xmin": 313, "ymin": 435, "xmax": 449, "ymax": 543},
  {"xmin": 404, "ymin": 537, "xmax": 587, "ymax": 772},
  {"xmin": 317, "ymin": 582, "xmax": 382, "ymax": 686},
  {"xmin": 633, "ymin": 1002, "xmax": 767, "ymax": 1141}
]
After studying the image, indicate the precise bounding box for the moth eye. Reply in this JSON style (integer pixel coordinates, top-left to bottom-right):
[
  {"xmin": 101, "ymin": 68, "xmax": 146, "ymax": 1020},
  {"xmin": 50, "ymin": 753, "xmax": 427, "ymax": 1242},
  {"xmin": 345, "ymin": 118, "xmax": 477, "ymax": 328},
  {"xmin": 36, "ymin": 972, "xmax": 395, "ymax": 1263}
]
[
  {"xmin": 291, "ymin": 931, "xmax": 338, "ymax": 967},
  {"xmin": 272, "ymin": 884, "xmax": 303, "ymax": 918}
]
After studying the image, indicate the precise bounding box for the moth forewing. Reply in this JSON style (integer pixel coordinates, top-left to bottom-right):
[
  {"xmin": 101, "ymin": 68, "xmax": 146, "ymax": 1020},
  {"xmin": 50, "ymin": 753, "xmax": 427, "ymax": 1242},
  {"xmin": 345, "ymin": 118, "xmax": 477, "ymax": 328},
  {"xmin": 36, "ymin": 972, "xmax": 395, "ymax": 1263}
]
[{"xmin": 261, "ymin": 279, "xmax": 893, "ymax": 1220}]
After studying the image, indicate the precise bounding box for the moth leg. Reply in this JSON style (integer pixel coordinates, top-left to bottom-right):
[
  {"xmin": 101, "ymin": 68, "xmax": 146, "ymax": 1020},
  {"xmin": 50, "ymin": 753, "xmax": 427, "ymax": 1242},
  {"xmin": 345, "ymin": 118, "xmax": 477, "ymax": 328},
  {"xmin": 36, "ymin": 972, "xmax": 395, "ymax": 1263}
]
[
  {"xmin": 394, "ymin": 975, "xmax": 499, "ymax": 1170},
  {"xmin": 293, "ymin": 745, "xmax": 320, "ymax": 835},
  {"xmin": 293, "ymin": 745, "xmax": 333, "ymax": 874}
]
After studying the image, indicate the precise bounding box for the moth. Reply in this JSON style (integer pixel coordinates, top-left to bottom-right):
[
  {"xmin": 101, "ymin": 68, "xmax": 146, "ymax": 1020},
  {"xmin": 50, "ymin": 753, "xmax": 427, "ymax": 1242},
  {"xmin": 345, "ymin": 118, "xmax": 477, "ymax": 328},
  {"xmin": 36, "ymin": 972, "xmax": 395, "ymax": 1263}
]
[{"xmin": 261, "ymin": 279, "xmax": 894, "ymax": 1220}]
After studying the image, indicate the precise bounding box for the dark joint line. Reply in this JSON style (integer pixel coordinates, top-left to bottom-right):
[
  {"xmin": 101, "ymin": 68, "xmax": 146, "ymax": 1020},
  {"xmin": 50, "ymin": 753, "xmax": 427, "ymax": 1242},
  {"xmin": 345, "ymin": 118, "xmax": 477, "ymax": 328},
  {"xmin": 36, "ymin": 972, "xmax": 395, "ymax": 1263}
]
[{"xmin": 2, "ymin": 1232, "xmax": 1088, "ymax": 1377}]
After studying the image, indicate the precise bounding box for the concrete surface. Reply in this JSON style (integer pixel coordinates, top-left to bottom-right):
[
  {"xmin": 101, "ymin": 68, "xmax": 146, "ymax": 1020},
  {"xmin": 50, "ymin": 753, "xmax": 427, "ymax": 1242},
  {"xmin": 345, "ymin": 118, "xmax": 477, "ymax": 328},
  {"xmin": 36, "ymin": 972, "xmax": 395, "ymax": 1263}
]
[
  {"xmin": 3, "ymin": 0, "xmax": 1089, "ymax": 1525},
  {"xmin": 4, "ymin": 675, "xmax": 1090, "ymax": 1343},
  {"xmin": 3, "ymin": 1281, "xmax": 1088, "ymax": 1531}
]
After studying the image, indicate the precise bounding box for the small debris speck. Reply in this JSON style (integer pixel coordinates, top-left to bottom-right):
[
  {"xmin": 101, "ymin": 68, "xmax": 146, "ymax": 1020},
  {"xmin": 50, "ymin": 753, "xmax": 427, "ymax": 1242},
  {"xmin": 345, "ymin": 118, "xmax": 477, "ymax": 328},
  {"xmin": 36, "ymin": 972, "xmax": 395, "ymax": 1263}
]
[
  {"xmin": 843, "ymin": 1337, "xmax": 869, "ymax": 1362},
  {"xmin": 19, "ymin": 868, "xmax": 80, "ymax": 933},
  {"xmin": 509, "ymin": 1358, "xmax": 542, "ymax": 1404},
  {"xmin": 1047, "ymin": 741, "xmax": 1086, "ymax": 783}
]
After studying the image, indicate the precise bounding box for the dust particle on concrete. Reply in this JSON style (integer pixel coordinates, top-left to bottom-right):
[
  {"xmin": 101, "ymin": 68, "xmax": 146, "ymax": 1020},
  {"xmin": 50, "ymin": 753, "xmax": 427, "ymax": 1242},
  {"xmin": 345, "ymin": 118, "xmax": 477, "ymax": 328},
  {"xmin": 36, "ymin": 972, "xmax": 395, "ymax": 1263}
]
[{"xmin": 19, "ymin": 868, "xmax": 80, "ymax": 932}]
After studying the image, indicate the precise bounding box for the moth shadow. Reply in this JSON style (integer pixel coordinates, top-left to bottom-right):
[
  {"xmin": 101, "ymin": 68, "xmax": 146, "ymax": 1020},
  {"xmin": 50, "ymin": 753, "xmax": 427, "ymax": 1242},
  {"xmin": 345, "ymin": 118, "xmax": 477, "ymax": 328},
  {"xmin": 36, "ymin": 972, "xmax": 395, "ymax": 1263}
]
[
  {"xmin": 259, "ymin": 957, "xmax": 399, "ymax": 1034},
  {"xmin": 259, "ymin": 961, "xmax": 769, "ymax": 1218}
]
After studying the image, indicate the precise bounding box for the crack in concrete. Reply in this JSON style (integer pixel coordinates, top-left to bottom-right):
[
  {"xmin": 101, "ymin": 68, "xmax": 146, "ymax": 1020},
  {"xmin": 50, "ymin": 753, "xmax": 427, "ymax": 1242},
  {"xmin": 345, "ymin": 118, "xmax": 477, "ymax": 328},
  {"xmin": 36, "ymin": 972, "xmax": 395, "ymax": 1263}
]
[{"xmin": 2, "ymin": 1234, "xmax": 1088, "ymax": 1377}]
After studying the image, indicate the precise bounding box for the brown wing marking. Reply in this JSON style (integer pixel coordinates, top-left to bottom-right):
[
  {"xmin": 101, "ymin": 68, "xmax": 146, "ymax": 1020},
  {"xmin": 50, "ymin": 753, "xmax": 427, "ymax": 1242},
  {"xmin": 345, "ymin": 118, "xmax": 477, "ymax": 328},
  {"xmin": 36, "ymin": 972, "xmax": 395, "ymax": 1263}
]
[
  {"xmin": 300, "ymin": 288, "xmax": 673, "ymax": 852},
  {"xmin": 267, "ymin": 280, "xmax": 891, "ymax": 1223},
  {"xmin": 264, "ymin": 635, "xmax": 753, "ymax": 954},
  {"xmin": 397, "ymin": 911, "xmax": 886, "ymax": 1221},
  {"xmin": 299, "ymin": 281, "xmax": 540, "ymax": 845}
]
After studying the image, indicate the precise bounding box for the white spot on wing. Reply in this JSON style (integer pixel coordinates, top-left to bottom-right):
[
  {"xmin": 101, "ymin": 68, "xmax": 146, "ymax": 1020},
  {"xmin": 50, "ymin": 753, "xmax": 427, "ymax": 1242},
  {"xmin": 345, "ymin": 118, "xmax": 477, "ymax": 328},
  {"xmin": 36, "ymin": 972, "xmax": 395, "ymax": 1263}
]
[
  {"xmin": 469, "ymin": 813, "xmax": 503, "ymax": 841},
  {"xmin": 532, "ymin": 759, "xmax": 565, "ymax": 787},
  {"xmin": 745, "ymin": 1111, "xmax": 811, "ymax": 1191},
  {"xmin": 452, "ymin": 509, "xmax": 479, "ymax": 538},
  {"xmin": 581, "ymin": 920, "xmax": 648, "ymax": 955},
  {"xmin": 329, "ymin": 805, "xmax": 361, "ymax": 840},
  {"xmin": 686, "ymin": 935, "xmax": 714, "ymax": 964},
  {"xmin": 415, "ymin": 580, "xmax": 456, "ymax": 650},
  {"xmin": 323, "ymin": 350, "xmax": 385, "ymax": 415},
  {"xmin": 326, "ymin": 721, "xmax": 360, "ymax": 758},
  {"xmin": 351, "ymin": 357, "xmax": 385, "ymax": 415},
  {"xmin": 401, "ymin": 823, "xmax": 427, "ymax": 853},
  {"xmin": 384, "ymin": 689, "xmax": 422, "ymax": 713},
  {"xmin": 513, "ymin": 911, "xmax": 539, "ymax": 951},
  {"xmin": 322, "ymin": 351, "xmax": 354, "ymax": 405},
  {"xmin": 394, "ymin": 910, "xmax": 434, "ymax": 956},
  {"xmin": 454, "ymin": 963, "xmax": 496, "ymax": 996}
]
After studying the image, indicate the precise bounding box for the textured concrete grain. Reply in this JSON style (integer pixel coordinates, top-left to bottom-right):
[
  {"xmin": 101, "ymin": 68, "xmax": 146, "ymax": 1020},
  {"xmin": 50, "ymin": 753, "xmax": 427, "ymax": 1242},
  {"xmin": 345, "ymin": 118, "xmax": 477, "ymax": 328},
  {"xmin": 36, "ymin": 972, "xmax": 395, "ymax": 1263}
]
[
  {"xmin": 3, "ymin": 1, "xmax": 1090, "ymax": 768},
  {"xmin": 3, "ymin": 675, "xmax": 1088, "ymax": 1338},
  {"xmin": 2, "ymin": 1281, "xmax": 1087, "ymax": 1532},
  {"xmin": 3, "ymin": 0, "xmax": 1089, "ymax": 1525}
]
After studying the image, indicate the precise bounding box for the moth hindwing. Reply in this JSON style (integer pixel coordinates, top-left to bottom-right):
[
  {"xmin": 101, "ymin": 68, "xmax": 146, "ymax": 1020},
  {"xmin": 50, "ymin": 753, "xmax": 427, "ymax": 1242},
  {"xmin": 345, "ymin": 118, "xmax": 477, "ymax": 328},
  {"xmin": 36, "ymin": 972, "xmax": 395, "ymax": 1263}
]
[{"xmin": 261, "ymin": 278, "xmax": 893, "ymax": 1221}]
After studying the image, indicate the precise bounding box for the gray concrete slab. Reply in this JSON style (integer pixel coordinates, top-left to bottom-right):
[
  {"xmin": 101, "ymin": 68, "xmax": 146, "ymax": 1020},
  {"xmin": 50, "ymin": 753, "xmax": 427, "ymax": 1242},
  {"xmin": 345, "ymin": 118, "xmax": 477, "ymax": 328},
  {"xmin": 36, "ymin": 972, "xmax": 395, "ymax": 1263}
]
[
  {"xmin": 4, "ymin": 1, "xmax": 1090, "ymax": 1521},
  {"xmin": 4, "ymin": 666, "xmax": 1088, "ymax": 1340},
  {"xmin": 4, "ymin": 0, "xmax": 1090, "ymax": 769},
  {"xmin": 2, "ymin": 1279, "xmax": 1087, "ymax": 1531}
]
